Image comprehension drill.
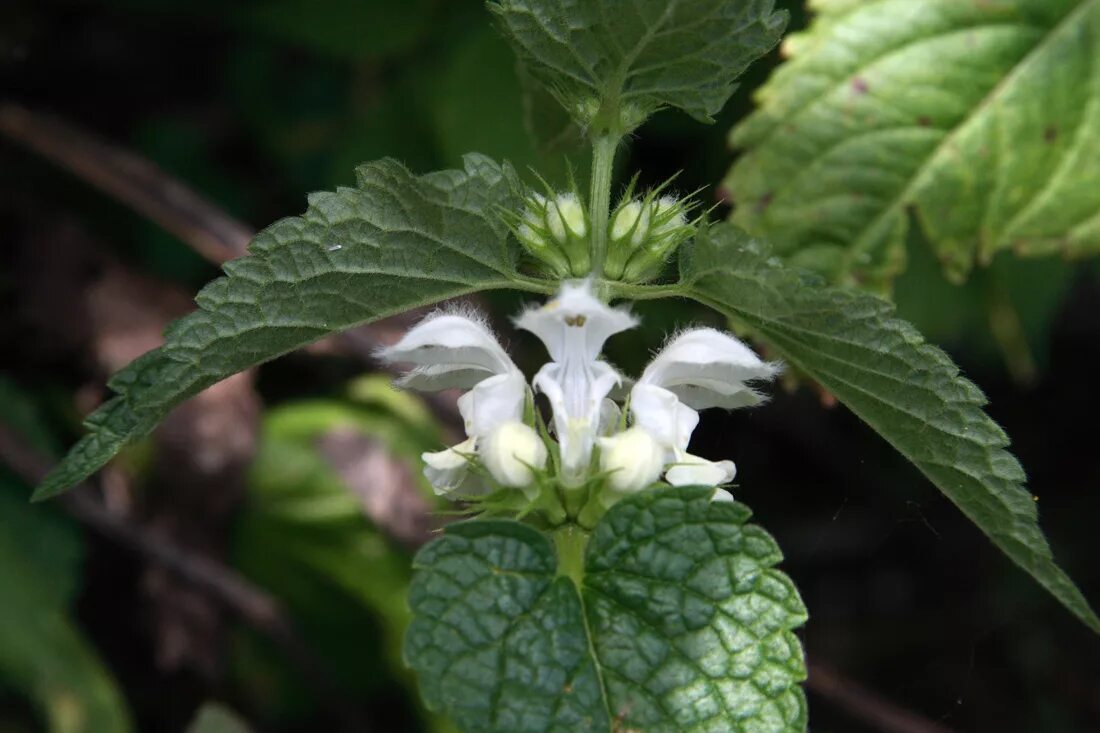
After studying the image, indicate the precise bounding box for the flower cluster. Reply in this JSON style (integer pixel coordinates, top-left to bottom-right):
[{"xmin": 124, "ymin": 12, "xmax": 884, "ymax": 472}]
[
  {"xmin": 509, "ymin": 186, "xmax": 696, "ymax": 283},
  {"xmin": 380, "ymin": 281, "xmax": 778, "ymax": 525},
  {"xmin": 605, "ymin": 192, "xmax": 696, "ymax": 282}
]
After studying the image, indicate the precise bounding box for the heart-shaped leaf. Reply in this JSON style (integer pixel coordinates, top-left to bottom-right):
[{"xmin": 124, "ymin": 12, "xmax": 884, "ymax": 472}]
[{"xmin": 406, "ymin": 486, "xmax": 807, "ymax": 733}]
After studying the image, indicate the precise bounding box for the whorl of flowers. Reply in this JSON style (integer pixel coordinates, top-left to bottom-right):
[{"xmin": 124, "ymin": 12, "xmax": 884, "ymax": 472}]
[{"xmin": 380, "ymin": 280, "xmax": 779, "ymax": 526}]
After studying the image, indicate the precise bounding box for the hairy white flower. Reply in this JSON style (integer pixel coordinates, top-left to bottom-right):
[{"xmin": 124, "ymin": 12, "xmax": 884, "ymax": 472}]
[
  {"xmin": 639, "ymin": 328, "xmax": 780, "ymax": 410},
  {"xmin": 515, "ymin": 280, "xmax": 636, "ymax": 480},
  {"xmin": 598, "ymin": 427, "xmax": 664, "ymax": 493},
  {"xmin": 381, "ymin": 310, "xmax": 527, "ymax": 496},
  {"xmin": 385, "ymin": 298, "xmax": 775, "ymax": 508},
  {"xmin": 629, "ymin": 328, "xmax": 778, "ymax": 490},
  {"xmin": 480, "ymin": 421, "xmax": 547, "ymax": 494}
]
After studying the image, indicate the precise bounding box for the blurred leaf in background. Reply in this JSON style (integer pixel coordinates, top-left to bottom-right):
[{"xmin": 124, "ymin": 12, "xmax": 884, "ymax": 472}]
[
  {"xmin": 0, "ymin": 379, "xmax": 131, "ymax": 733},
  {"xmin": 723, "ymin": 0, "xmax": 1100, "ymax": 378},
  {"xmin": 232, "ymin": 376, "xmax": 455, "ymax": 732},
  {"xmin": 186, "ymin": 703, "xmax": 251, "ymax": 733}
]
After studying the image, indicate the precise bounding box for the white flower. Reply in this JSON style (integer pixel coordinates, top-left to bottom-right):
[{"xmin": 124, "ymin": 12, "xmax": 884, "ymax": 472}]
[
  {"xmin": 597, "ymin": 427, "xmax": 664, "ymax": 493},
  {"xmin": 629, "ymin": 328, "xmax": 778, "ymax": 489},
  {"xmin": 480, "ymin": 421, "xmax": 547, "ymax": 495},
  {"xmin": 422, "ymin": 438, "xmax": 482, "ymax": 497},
  {"xmin": 380, "ymin": 310, "xmax": 528, "ymax": 496},
  {"xmin": 666, "ymin": 453, "xmax": 736, "ymax": 487},
  {"xmin": 515, "ymin": 281, "xmax": 636, "ymax": 480},
  {"xmin": 638, "ymin": 327, "xmax": 780, "ymax": 410}
]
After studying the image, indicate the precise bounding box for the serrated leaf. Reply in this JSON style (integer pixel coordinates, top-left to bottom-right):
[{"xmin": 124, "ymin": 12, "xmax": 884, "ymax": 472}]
[
  {"xmin": 673, "ymin": 222, "xmax": 1100, "ymax": 633},
  {"xmin": 724, "ymin": 0, "xmax": 1100, "ymax": 288},
  {"xmin": 405, "ymin": 486, "xmax": 808, "ymax": 732},
  {"xmin": 35, "ymin": 154, "xmax": 539, "ymax": 501},
  {"xmin": 489, "ymin": 0, "xmax": 788, "ymax": 130}
]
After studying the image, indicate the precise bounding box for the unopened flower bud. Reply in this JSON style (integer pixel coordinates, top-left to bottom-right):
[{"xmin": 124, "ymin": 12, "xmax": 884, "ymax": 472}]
[
  {"xmin": 598, "ymin": 427, "xmax": 664, "ymax": 494},
  {"xmin": 550, "ymin": 193, "xmax": 587, "ymax": 240},
  {"xmin": 605, "ymin": 198, "xmax": 647, "ymax": 279},
  {"xmin": 651, "ymin": 196, "xmax": 686, "ymax": 240},
  {"xmin": 481, "ymin": 421, "xmax": 547, "ymax": 491},
  {"xmin": 610, "ymin": 200, "xmax": 646, "ymax": 246},
  {"xmin": 621, "ymin": 195, "xmax": 695, "ymax": 282},
  {"xmin": 606, "ymin": 192, "xmax": 695, "ymax": 282},
  {"xmin": 511, "ymin": 191, "xmax": 590, "ymax": 277}
]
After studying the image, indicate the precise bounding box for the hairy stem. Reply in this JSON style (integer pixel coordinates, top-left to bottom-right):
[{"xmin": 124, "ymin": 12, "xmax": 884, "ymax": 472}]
[{"xmin": 588, "ymin": 133, "xmax": 619, "ymax": 278}]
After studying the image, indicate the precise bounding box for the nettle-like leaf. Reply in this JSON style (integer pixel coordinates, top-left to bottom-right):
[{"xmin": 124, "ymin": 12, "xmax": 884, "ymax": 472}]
[
  {"xmin": 406, "ymin": 486, "xmax": 807, "ymax": 733},
  {"xmin": 671, "ymin": 223, "xmax": 1099, "ymax": 633},
  {"xmin": 35, "ymin": 154, "xmax": 540, "ymax": 500},
  {"xmin": 489, "ymin": 0, "xmax": 788, "ymax": 129},
  {"xmin": 724, "ymin": 0, "xmax": 1100, "ymax": 288}
]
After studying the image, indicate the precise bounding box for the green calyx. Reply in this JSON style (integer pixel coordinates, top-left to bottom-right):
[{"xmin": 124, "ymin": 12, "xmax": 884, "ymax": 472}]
[
  {"xmin": 604, "ymin": 184, "xmax": 699, "ymax": 282},
  {"xmin": 505, "ymin": 189, "xmax": 591, "ymax": 277}
]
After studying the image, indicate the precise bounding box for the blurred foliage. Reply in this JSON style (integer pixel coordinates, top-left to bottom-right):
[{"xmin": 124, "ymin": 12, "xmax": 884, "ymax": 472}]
[
  {"xmin": 0, "ymin": 380, "xmax": 130, "ymax": 733},
  {"xmin": 186, "ymin": 704, "xmax": 250, "ymax": 733},
  {"xmin": 232, "ymin": 377, "xmax": 455, "ymax": 732}
]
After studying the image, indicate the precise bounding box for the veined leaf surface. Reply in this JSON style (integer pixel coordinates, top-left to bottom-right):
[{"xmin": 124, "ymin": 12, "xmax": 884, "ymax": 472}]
[
  {"xmin": 35, "ymin": 154, "xmax": 538, "ymax": 500},
  {"xmin": 725, "ymin": 0, "xmax": 1100, "ymax": 287}
]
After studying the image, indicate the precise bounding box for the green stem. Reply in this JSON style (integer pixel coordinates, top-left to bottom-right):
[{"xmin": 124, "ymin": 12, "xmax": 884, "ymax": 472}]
[
  {"xmin": 588, "ymin": 133, "xmax": 619, "ymax": 278},
  {"xmin": 553, "ymin": 525, "xmax": 589, "ymax": 589}
]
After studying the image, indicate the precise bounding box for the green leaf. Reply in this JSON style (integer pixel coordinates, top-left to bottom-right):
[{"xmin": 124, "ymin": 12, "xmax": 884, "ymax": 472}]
[
  {"xmin": 489, "ymin": 0, "xmax": 788, "ymax": 131},
  {"xmin": 405, "ymin": 486, "xmax": 808, "ymax": 732},
  {"xmin": 0, "ymin": 480, "xmax": 131, "ymax": 733},
  {"xmin": 233, "ymin": 395, "xmax": 456, "ymax": 732},
  {"xmin": 35, "ymin": 154, "xmax": 541, "ymax": 501},
  {"xmin": 724, "ymin": 0, "xmax": 1100, "ymax": 288},
  {"xmin": 186, "ymin": 704, "xmax": 251, "ymax": 733},
  {"xmin": 672, "ymin": 222, "xmax": 1100, "ymax": 633}
]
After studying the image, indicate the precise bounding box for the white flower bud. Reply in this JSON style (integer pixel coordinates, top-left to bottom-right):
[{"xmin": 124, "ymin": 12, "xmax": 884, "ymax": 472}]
[
  {"xmin": 598, "ymin": 427, "xmax": 665, "ymax": 493},
  {"xmin": 550, "ymin": 193, "xmax": 586, "ymax": 240},
  {"xmin": 610, "ymin": 201, "xmax": 644, "ymax": 244},
  {"xmin": 651, "ymin": 196, "xmax": 686, "ymax": 241},
  {"xmin": 480, "ymin": 421, "xmax": 547, "ymax": 489}
]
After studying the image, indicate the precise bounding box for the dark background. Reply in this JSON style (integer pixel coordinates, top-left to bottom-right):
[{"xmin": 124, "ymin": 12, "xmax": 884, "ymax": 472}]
[{"xmin": 1, "ymin": 1, "xmax": 1098, "ymax": 731}]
